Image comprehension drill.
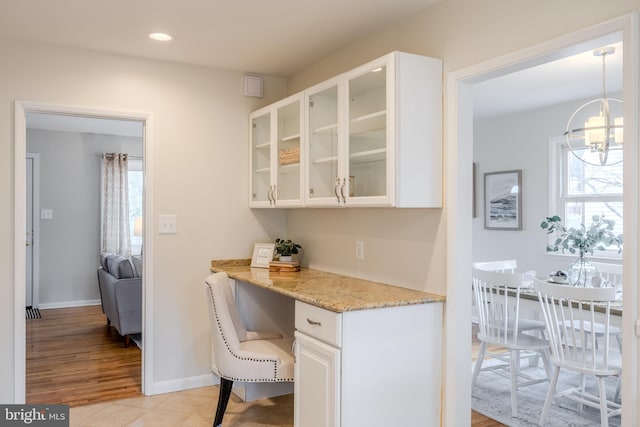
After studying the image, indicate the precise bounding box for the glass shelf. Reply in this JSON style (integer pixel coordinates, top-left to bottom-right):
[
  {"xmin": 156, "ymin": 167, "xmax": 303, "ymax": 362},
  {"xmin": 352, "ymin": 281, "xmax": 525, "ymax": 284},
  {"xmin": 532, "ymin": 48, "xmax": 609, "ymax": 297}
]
[
  {"xmin": 255, "ymin": 167, "xmax": 270, "ymax": 174},
  {"xmin": 350, "ymin": 148, "xmax": 387, "ymax": 164},
  {"xmin": 255, "ymin": 142, "xmax": 271, "ymax": 149},
  {"xmin": 278, "ymin": 163, "xmax": 300, "ymax": 173}
]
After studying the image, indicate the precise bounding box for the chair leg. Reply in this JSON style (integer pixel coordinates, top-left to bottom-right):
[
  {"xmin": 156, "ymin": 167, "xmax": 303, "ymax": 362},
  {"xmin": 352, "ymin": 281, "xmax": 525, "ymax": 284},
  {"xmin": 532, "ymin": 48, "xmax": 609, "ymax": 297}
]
[
  {"xmin": 597, "ymin": 376, "xmax": 609, "ymax": 427},
  {"xmin": 471, "ymin": 342, "xmax": 487, "ymax": 389},
  {"xmin": 540, "ymin": 366, "xmax": 560, "ymax": 426},
  {"xmin": 509, "ymin": 350, "xmax": 518, "ymax": 417},
  {"xmin": 213, "ymin": 378, "xmax": 233, "ymax": 427},
  {"xmin": 124, "ymin": 335, "xmax": 130, "ymax": 348}
]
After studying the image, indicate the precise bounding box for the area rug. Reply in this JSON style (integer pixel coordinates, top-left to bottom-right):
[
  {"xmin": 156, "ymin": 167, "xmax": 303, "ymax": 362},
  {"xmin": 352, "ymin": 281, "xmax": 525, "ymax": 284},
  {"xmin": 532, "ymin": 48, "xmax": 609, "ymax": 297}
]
[
  {"xmin": 472, "ymin": 362, "xmax": 621, "ymax": 427},
  {"xmin": 26, "ymin": 307, "xmax": 41, "ymax": 319}
]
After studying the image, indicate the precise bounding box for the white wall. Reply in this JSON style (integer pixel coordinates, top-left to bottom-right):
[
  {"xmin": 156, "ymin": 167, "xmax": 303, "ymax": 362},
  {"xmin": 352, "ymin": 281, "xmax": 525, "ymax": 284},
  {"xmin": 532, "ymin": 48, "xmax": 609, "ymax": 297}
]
[
  {"xmin": 0, "ymin": 38, "xmax": 288, "ymax": 401},
  {"xmin": 26, "ymin": 129, "xmax": 142, "ymax": 307}
]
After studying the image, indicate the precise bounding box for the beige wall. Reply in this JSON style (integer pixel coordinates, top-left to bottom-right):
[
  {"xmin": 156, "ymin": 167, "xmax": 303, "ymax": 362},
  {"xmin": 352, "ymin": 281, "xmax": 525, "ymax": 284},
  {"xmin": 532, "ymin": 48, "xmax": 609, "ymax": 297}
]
[
  {"xmin": 284, "ymin": 0, "xmax": 639, "ymax": 298},
  {"xmin": 0, "ymin": 38, "xmax": 288, "ymax": 401}
]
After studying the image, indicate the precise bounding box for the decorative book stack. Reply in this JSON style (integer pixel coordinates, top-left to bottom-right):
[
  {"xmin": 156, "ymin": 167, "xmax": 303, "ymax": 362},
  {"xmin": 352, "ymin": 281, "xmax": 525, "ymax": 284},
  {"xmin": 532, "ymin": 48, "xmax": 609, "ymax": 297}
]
[{"xmin": 269, "ymin": 260, "xmax": 300, "ymax": 272}]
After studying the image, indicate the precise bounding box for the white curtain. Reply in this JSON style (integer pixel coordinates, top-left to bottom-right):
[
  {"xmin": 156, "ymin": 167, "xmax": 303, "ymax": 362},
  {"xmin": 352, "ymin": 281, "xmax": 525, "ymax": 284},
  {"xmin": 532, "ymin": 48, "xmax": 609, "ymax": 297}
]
[{"xmin": 101, "ymin": 153, "xmax": 131, "ymax": 257}]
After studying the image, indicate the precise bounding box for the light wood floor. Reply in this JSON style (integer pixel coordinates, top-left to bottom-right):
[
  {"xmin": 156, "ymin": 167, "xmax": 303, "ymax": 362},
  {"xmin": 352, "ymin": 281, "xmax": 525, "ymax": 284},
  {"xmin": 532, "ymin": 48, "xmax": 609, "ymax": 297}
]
[
  {"xmin": 26, "ymin": 305, "xmax": 142, "ymax": 407},
  {"xmin": 27, "ymin": 305, "xmax": 503, "ymax": 426}
]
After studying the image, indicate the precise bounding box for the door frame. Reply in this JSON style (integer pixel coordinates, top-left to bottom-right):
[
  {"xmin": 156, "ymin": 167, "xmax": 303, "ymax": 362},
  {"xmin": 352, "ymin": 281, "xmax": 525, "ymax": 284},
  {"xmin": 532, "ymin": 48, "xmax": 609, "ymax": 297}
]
[
  {"xmin": 444, "ymin": 13, "xmax": 639, "ymax": 426},
  {"xmin": 25, "ymin": 152, "xmax": 40, "ymax": 309},
  {"xmin": 13, "ymin": 101, "xmax": 155, "ymax": 401}
]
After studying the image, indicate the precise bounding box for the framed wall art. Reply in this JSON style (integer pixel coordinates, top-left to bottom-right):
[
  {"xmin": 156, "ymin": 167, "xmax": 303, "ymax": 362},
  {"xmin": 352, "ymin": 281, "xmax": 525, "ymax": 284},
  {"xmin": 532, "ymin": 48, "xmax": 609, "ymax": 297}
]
[{"xmin": 484, "ymin": 170, "xmax": 522, "ymax": 230}]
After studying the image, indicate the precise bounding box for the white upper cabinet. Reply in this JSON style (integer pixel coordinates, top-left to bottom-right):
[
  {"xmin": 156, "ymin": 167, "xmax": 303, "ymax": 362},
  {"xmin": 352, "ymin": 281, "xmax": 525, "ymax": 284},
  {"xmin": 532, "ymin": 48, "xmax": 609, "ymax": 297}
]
[
  {"xmin": 250, "ymin": 51, "xmax": 442, "ymax": 209},
  {"xmin": 250, "ymin": 92, "xmax": 304, "ymax": 208},
  {"xmin": 305, "ymin": 51, "xmax": 442, "ymax": 207}
]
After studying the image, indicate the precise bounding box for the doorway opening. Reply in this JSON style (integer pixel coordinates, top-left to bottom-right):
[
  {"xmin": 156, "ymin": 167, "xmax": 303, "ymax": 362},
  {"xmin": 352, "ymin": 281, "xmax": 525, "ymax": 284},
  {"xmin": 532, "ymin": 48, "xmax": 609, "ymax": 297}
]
[
  {"xmin": 445, "ymin": 15, "xmax": 638, "ymax": 427},
  {"xmin": 14, "ymin": 101, "xmax": 154, "ymax": 403}
]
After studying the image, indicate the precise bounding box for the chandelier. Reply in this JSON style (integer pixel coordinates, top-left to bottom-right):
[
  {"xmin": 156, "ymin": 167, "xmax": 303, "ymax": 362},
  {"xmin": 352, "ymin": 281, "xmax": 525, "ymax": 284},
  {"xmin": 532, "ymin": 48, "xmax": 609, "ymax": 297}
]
[{"xmin": 564, "ymin": 46, "xmax": 623, "ymax": 166}]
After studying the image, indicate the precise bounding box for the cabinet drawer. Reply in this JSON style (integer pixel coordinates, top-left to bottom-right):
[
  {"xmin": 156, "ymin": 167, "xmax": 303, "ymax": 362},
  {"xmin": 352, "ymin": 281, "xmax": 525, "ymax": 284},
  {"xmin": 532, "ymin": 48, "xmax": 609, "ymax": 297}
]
[{"xmin": 295, "ymin": 301, "xmax": 342, "ymax": 347}]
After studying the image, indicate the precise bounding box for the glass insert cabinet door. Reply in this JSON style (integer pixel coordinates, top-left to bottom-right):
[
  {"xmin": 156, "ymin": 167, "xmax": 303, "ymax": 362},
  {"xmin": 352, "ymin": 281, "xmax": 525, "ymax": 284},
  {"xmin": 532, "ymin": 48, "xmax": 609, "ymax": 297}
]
[
  {"xmin": 250, "ymin": 109, "xmax": 272, "ymax": 205},
  {"xmin": 250, "ymin": 94, "xmax": 304, "ymax": 208},
  {"xmin": 306, "ymin": 78, "xmax": 341, "ymax": 205},
  {"xmin": 347, "ymin": 62, "xmax": 388, "ymax": 202},
  {"xmin": 275, "ymin": 97, "xmax": 303, "ymax": 205}
]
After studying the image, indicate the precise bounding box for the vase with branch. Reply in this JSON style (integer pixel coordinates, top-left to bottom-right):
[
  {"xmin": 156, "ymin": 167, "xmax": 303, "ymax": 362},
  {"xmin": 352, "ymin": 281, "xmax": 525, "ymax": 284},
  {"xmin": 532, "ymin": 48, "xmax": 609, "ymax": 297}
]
[{"xmin": 540, "ymin": 215, "xmax": 622, "ymax": 286}]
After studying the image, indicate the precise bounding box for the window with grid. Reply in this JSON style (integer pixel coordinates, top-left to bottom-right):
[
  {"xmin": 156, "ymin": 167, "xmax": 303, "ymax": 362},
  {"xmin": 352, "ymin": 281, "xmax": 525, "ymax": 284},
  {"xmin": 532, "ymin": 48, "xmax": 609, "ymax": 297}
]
[{"xmin": 551, "ymin": 138, "xmax": 623, "ymax": 258}]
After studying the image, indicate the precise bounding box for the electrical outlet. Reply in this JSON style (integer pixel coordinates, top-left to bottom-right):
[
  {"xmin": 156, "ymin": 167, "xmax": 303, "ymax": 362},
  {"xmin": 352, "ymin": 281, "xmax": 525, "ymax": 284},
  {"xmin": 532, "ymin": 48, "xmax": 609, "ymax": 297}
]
[
  {"xmin": 355, "ymin": 240, "xmax": 364, "ymax": 260},
  {"xmin": 158, "ymin": 214, "xmax": 177, "ymax": 234}
]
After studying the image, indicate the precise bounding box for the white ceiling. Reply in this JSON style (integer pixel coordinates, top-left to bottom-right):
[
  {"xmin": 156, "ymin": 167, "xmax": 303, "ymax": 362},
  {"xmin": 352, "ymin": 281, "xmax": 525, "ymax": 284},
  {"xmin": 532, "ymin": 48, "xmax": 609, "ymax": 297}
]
[
  {"xmin": 7, "ymin": 1, "xmax": 624, "ymax": 129},
  {"xmin": 0, "ymin": 0, "xmax": 442, "ymax": 77}
]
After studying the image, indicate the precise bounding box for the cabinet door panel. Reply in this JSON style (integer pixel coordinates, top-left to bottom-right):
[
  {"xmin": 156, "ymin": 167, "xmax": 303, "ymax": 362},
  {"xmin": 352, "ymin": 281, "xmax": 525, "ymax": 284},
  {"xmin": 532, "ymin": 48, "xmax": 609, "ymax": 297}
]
[
  {"xmin": 346, "ymin": 63, "xmax": 388, "ymax": 202},
  {"xmin": 275, "ymin": 98, "xmax": 303, "ymax": 204},
  {"xmin": 294, "ymin": 332, "xmax": 340, "ymax": 427},
  {"xmin": 250, "ymin": 111, "xmax": 272, "ymax": 206},
  {"xmin": 306, "ymin": 82, "xmax": 341, "ymax": 205}
]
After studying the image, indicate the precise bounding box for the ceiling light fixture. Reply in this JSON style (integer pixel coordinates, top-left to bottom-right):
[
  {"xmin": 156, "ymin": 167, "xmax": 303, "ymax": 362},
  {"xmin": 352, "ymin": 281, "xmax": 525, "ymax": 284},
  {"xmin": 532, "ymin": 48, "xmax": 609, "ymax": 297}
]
[
  {"xmin": 149, "ymin": 32, "xmax": 173, "ymax": 42},
  {"xmin": 564, "ymin": 46, "xmax": 623, "ymax": 166}
]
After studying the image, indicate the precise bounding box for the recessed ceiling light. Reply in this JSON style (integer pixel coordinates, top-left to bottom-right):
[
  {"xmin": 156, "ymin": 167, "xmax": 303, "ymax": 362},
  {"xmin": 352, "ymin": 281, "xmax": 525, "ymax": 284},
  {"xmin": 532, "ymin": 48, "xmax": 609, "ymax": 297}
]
[{"xmin": 149, "ymin": 32, "xmax": 173, "ymax": 42}]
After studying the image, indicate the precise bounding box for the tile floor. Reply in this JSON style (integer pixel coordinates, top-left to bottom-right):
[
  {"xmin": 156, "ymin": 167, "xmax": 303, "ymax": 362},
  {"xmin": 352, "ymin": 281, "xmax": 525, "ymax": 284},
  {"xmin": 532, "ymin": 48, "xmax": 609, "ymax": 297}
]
[{"xmin": 69, "ymin": 386, "xmax": 293, "ymax": 427}]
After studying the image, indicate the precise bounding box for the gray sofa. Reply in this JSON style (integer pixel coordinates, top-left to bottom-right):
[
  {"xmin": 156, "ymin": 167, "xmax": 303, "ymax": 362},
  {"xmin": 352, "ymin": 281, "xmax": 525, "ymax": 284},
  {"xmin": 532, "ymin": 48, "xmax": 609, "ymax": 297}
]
[{"xmin": 97, "ymin": 253, "xmax": 142, "ymax": 347}]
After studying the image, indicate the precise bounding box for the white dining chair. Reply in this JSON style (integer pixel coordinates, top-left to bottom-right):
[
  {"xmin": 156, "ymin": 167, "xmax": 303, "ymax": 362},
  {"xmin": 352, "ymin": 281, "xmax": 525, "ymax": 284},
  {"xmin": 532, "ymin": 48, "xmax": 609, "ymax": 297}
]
[
  {"xmin": 473, "ymin": 259, "xmax": 517, "ymax": 273},
  {"xmin": 471, "ymin": 268, "xmax": 552, "ymax": 417},
  {"xmin": 533, "ymin": 278, "xmax": 622, "ymax": 427},
  {"xmin": 204, "ymin": 272, "xmax": 294, "ymax": 427}
]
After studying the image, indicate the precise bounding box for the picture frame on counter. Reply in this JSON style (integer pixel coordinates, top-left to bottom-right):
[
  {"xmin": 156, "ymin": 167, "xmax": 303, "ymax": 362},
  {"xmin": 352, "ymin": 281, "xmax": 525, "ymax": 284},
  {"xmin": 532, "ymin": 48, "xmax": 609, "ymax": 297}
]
[{"xmin": 251, "ymin": 243, "xmax": 275, "ymax": 268}]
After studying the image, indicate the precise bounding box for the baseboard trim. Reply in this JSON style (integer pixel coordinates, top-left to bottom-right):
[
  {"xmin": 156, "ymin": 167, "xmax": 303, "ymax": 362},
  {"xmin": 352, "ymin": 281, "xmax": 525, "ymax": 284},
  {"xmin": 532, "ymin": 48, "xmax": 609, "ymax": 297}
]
[
  {"xmin": 38, "ymin": 299, "xmax": 102, "ymax": 309},
  {"xmin": 151, "ymin": 374, "xmax": 217, "ymax": 396}
]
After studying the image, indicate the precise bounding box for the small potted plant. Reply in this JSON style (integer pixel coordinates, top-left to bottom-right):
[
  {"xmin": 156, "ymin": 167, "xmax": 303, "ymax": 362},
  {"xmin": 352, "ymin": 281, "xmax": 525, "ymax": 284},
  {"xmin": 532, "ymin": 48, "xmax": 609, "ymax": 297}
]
[{"xmin": 275, "ymin": 238, "xmax": 302, "ymax": 262}]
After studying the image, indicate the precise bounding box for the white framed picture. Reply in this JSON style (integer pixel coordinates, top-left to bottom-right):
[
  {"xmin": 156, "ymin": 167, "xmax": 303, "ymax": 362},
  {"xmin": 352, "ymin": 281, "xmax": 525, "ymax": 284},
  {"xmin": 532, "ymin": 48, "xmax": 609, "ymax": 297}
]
[{"xmin": 251, "ymin": 243, "xmax": 275, "ymax": 268}]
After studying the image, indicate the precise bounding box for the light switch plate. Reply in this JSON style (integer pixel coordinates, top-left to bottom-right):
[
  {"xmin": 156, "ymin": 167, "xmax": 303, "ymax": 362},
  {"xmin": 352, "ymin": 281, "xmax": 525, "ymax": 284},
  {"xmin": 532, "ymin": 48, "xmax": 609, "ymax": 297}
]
[
  {"xmin": 41, "ymin": 209, "xmax": 53, "ymax": 220},
  {"xmin": 158, "ymin": 214, "xmax": 177, "ymax": 234}
]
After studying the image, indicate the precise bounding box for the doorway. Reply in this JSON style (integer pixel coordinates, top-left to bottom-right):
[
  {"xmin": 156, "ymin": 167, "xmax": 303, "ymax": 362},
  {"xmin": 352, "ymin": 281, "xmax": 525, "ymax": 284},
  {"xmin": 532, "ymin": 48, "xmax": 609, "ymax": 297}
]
[
  {"xmin": 445, "ymin": 15, "xmax": 638, "ymax": 427},
  {"xmin": 13, "ymin": 101, "xmax": 155, "ymax": 403}
]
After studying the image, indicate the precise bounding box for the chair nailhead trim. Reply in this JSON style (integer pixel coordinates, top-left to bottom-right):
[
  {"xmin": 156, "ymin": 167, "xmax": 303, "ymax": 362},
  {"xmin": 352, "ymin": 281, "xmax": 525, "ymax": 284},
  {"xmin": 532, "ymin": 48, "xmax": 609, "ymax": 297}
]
[{"xmin": 206, "ymin": 282, "xmax": 291, "ymax": 381}]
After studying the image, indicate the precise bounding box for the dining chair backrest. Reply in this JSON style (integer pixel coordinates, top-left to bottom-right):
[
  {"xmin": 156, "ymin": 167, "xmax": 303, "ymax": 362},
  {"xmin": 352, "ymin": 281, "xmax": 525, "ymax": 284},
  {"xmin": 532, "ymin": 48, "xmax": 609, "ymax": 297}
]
[
  {"xmin": 472, "ymin": 267, "xmax": 530, "ymax": 346},
  {"xmin": 533, "ymin": 278, "xmax": 618, "ymax": 374},
  {"xmin": 473, "ymin": 259, "xmax": 517, "ymax": 273},
  {"xmin": 591, "ymin": 262, "xmax": 622, "ymax": 288}
]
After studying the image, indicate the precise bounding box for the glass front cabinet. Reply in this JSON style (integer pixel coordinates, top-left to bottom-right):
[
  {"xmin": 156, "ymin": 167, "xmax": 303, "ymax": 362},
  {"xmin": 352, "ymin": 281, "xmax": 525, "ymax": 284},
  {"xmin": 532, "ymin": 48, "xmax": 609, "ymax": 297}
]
[
  {"xmin": 250, "ymin": 93, "xmax": 304, "ymax": 208},
  {"xmin": 251, "ymin": 51, "xmax": 442, "ymax": 209}
]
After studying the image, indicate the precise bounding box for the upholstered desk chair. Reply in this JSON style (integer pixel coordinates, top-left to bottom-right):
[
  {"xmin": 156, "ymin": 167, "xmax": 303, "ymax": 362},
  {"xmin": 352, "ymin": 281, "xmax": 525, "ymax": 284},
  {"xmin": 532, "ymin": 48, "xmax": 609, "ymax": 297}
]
[
  {"xmin": 534, "ymin": 278, "xmax": 621, "ymax": 427},
  {"xmin": 204, "ymin": 272, "xmax": 294, "ymax": 427}
]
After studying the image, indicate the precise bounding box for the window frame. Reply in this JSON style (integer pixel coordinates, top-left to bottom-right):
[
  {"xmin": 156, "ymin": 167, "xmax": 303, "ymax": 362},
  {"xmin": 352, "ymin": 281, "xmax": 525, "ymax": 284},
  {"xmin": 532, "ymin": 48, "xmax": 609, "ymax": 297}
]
[{"xmin": 548, "ymin": 136, "xmax": 623, "ymax": 260}]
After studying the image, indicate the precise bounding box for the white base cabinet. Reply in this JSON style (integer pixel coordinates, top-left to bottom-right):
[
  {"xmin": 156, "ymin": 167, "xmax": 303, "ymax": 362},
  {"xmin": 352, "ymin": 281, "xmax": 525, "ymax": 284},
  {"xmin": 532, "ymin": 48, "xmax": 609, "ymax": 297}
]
[{"xmin": 294, "ymin": 300, "xmax": 443, "ymax": 427}]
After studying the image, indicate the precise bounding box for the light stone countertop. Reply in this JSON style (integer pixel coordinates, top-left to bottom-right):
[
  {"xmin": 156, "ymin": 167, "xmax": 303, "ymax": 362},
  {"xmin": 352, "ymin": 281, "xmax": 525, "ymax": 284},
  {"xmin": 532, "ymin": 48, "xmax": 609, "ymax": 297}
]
[{"xmin": 210, "ymin": 259, "xmax": 445, "ymax": 313}]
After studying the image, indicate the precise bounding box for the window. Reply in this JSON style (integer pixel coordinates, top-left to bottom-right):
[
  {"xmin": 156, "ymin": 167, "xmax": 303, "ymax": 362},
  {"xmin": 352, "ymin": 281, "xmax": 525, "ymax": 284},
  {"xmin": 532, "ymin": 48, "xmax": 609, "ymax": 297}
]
[
  {"xmin": 128, "ymin": 159, "xmax": 143, "ymax": 255},
  {"xmin": 550, "ymin": 137, "xmax": 623, "ymax": 258}
]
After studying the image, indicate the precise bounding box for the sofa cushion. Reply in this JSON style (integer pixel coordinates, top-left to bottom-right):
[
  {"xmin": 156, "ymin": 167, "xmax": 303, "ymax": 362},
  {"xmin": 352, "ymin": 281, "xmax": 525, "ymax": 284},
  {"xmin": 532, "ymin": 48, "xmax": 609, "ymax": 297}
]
[
  {"xmin": 100, "ymin": 252, "xmax": 114, "ymax": 271},
  {"xmin": 107, "ymin": 255, "xmax": 136, "ymax": 279}
]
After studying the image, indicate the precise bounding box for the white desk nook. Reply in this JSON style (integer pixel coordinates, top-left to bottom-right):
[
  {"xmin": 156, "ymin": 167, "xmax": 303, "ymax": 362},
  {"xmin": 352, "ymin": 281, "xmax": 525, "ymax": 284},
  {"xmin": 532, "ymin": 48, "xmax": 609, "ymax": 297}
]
[{"xmin": 210, "ymin": 259, "xmax": 445, "ymax": 427}]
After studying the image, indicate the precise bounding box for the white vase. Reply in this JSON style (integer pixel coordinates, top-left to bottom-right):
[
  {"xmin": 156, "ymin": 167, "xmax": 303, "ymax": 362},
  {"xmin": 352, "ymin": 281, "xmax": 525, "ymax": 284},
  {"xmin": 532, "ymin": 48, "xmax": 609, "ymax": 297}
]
[{"xmin": 279, "ymin": 255, "xmax": 293, "ymax": 262}]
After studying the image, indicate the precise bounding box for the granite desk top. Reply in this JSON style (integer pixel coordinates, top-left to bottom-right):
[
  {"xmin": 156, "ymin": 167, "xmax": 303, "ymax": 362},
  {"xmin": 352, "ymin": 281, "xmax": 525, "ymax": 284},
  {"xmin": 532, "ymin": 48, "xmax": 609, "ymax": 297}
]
[{"xmin": 210, "ymin": 259, "xmax": 445, "ymax": 313}]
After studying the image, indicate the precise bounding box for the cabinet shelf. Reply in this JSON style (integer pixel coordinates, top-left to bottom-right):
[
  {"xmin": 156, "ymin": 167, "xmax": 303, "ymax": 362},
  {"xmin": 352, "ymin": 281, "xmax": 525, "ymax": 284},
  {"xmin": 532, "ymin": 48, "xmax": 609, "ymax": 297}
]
[
  {"xmin": 349, "ymin": 110, "xmax": 386, "ymax": 135},
  {"xmin": 255, "ymin": 142, "xmax": 271, "ymax": 150},
  {"xmin": 278, "ymin": 163, "xmax": 300, "ymax": 173},
  {"xmin": 313, "ymin": 156, "xmax": 338, "ymax": 165},
  {"xmin": 281, "ymin": 134, "xmax": 301, "ymax": 142},
  {"xmin": 255, "ymin": 167, "xmax": 270, "ymax": 174},
  {"xmin": 312, "ymin": 123, "xmax": 338, "ymax": 135},
  {"xmin": 350, "ymin": 148, "xmax": 387, "ymax": 164}
]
